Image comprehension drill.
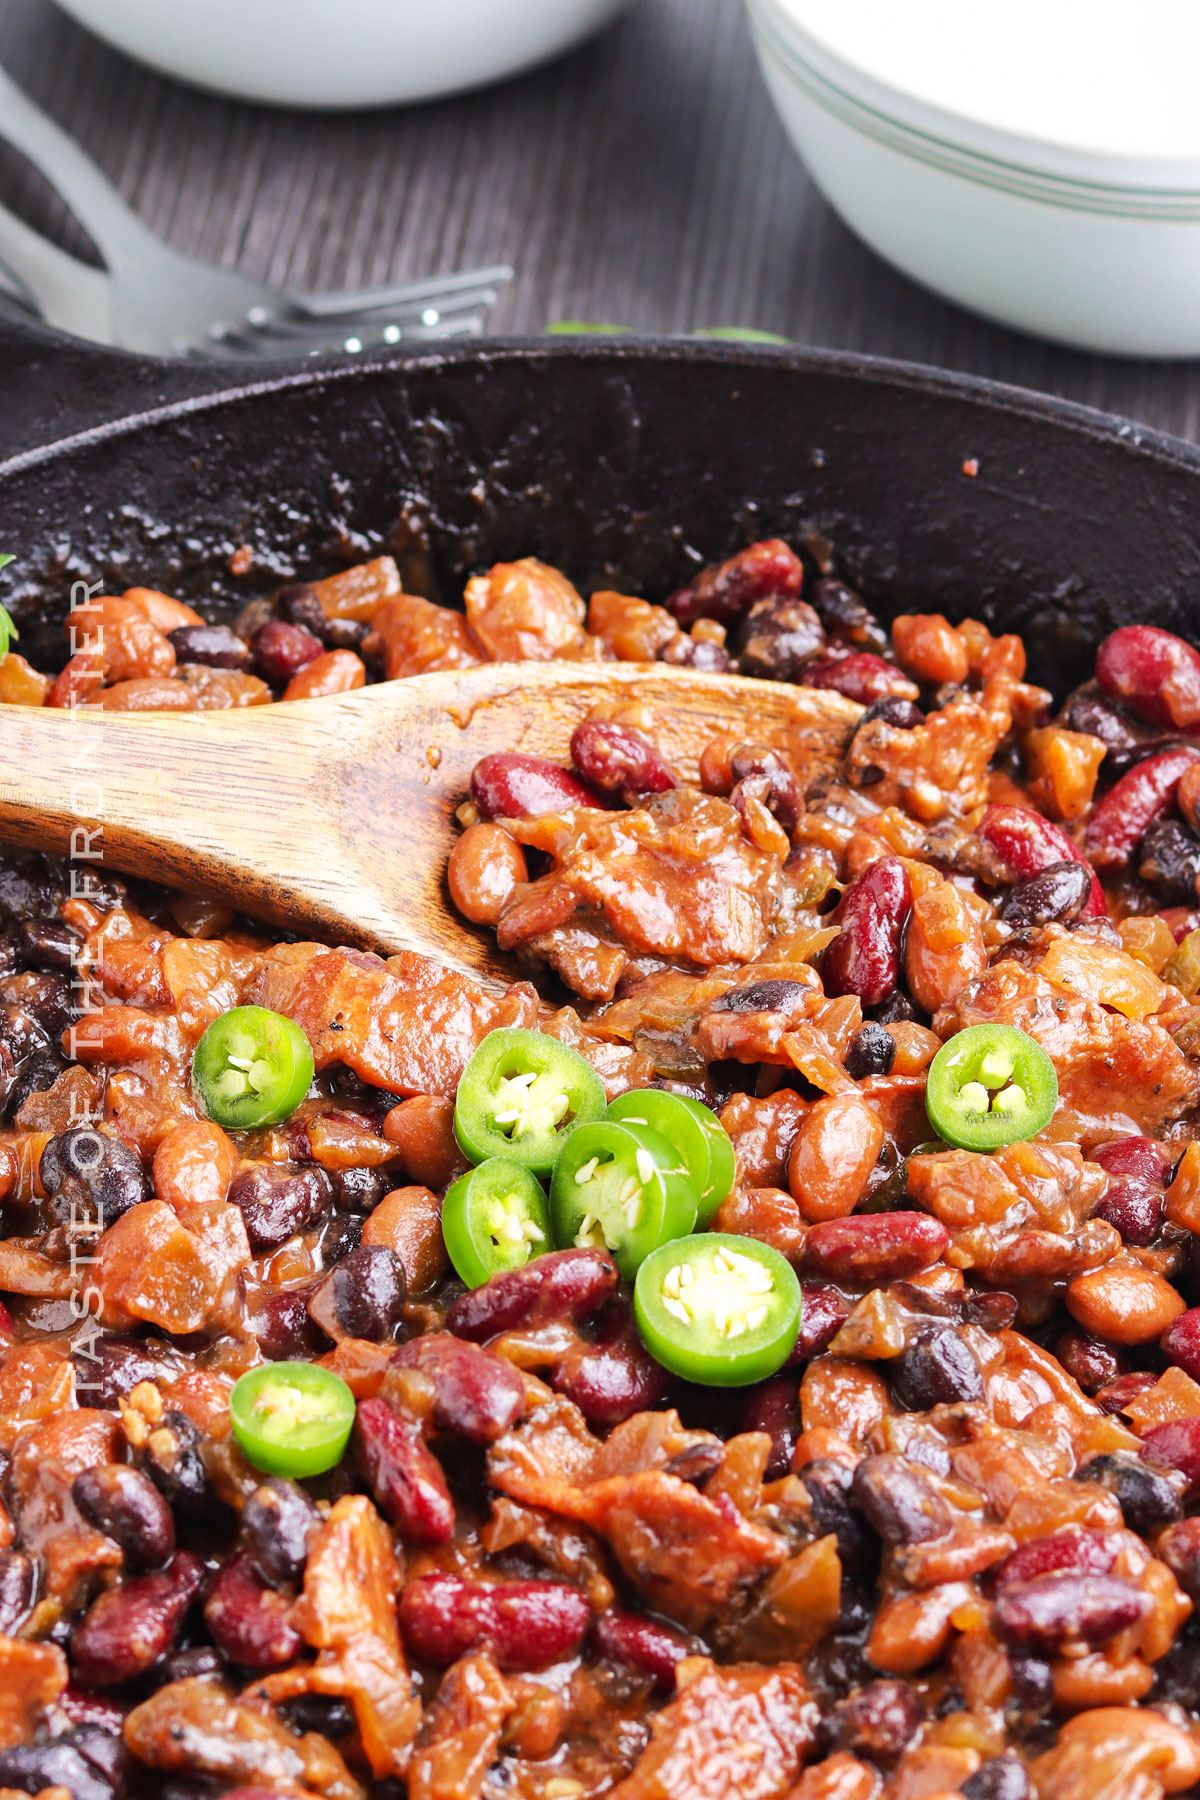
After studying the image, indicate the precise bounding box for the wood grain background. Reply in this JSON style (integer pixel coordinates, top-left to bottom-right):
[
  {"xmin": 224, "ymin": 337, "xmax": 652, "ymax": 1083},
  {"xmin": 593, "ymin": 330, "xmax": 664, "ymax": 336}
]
[{"xmin": 2, "ymin": 0, "xmax": 1200, "ymax": 442}]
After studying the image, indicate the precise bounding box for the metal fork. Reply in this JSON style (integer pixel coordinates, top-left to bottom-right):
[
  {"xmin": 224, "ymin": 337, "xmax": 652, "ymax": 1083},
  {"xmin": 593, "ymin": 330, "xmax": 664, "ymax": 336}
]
[{"xmin": 0, "ymin": 64, "xmax": 511, "ymax": 358}]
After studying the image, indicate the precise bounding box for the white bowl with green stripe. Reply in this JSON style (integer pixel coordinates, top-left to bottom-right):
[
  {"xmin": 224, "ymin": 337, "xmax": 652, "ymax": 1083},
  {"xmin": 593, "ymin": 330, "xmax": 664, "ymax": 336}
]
[{"xmin": 748, "ymin": 0, "xmax": 1200, "ymax": 355}]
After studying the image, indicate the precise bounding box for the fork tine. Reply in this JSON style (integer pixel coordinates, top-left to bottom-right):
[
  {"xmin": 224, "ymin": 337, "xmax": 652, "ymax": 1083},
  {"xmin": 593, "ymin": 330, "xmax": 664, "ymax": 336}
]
[{"xmin": 291, "ymin": 264, "xmax": 513, "ymax": 320}]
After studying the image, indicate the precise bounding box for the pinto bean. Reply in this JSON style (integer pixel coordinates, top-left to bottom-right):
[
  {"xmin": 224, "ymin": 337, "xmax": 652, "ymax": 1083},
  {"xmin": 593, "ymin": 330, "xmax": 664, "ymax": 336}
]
[
  {"xmin": 1066, "ymin": 1264, "xmax": 1185, "ymax": 1345},
  {"xmin": 1084, "ymin": 746, "xmax": 1200, "ymax": 871},
  {"xmin": 281, "ymin": 648, "xmax": 365, "ymax": 701},
  {"xmin": 1095, "ymin": 624, "xmax": 1200, "ymax": 730},
  {"xmin": 787, "ymin": 1093, "xmax": 883, "ymax": 1222},
  {"xmin": 999, "ymin": 861, "xmax": 1092, "ymax": 929},
  {"xmin": 382, "ymin": 1094, "xmax": 465, "ymax": 1191},
  {"xmin": 203, "ymin": 1553, "xmax": 303, "ymax": 1668},
  {"xmin": 398, "ymin": 1571, "xmax": 591, "ymax": 1670},
  {"xmin": 891, "ymin": 614, "xmax": 969, "ymax": 686},
  {"xmin": 72, "ymin": 1463, "xmax": 175, "ymax": 1567},
  {"xmin": 448, "ymin": 823, "xmax": 529, "ymax": 925},
  {"xmin": 354, "ymin": 1398, "xmax": 455, "ymax": 1543},
  {"xmin": 903, "ymin": 875, "xmax": 986, "ymax": 1013},
  {"xmin": 446, "ymin": 1246, "xmax": 618, "ymax": 1341},
  {"xmin": 803, "ymin": 1213, "xmax": 950, "ymax": 1285},
  {"xmin": 470, "ymin": 752, "xmax": 602, "ymax": 819},
  {"xmin": 70, "ymin": 1550, "xmax": 203, "ymax": 1687},
  {"xmin": 362, "ymin": 1185, "xmax": 449, "ymax": 1293},
  {"xmin": 822, "ymin": 858, "xmax": 913, "ymax": 1008},
  {"xmin": 152, "ymin": 1119, "xmax": 239, "ymax": 1210},
  {"xmin": 389, "ymin": 1333, "xmax": 525, "ymax": 1441}
]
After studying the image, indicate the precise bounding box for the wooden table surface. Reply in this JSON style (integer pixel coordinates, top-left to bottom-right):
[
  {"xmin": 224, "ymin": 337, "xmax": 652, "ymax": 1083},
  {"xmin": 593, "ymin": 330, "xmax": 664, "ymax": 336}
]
[{"xmin": 2, "ymin": 0, "xmax": 1200, "ymax": 444}]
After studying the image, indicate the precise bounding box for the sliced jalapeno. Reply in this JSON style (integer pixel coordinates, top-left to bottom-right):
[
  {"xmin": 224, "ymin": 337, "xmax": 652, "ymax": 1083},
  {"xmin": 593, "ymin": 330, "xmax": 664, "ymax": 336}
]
[
  {"xmin": 606, "ymin": 1089, "xmax": 735, "ymax": 1226},
  {"xmin": 549, "ymin": 1120, "xmax": 697, "ymax": 1280},
  {"xmin": 454, "ymin": 1028, "xmax": 606, "ymax": 1175},
  {"xmin": 925, "ymin": 1023, "xmax": 1058, "ymax": 1151},
  {"xmin": 634, "ymin": 1233, "xmax": 801, "ymax": 1386},
  {"xmin": 442, "ymin": 1158, "xmax": 551, "ymax": 1288},
  {"xmin": 230, "ymin": 1361, "xmax": 355, "ymax": 1477},
  {"xmin": 193, "ymin": 1005, "xmax": 315, "ymax": 1130}
]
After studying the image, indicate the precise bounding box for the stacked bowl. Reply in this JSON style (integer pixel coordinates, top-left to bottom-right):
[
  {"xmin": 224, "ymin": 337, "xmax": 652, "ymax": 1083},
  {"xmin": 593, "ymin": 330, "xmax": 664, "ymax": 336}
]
[{"xmin": 747, "ymin": 0, "xmax": 1200, "ymax": 355}]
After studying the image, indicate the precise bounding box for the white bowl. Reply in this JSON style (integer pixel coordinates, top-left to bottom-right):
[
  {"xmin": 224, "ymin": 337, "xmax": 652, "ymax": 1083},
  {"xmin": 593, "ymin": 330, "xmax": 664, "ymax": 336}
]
[
  {"xmin": 54, "ymin": 0, "xmax": 632, "ymax": 109},
  {"xmin": 747, "ymin": 0, "xmax": 1200, "ymax": 357}
]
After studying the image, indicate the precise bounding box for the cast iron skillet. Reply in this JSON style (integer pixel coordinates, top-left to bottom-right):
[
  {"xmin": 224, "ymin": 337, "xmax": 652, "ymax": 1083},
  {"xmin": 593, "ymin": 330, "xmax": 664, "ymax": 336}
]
[{"xmin": 0, "ymin": 313, "xmax": 1199, "ymax": 696}]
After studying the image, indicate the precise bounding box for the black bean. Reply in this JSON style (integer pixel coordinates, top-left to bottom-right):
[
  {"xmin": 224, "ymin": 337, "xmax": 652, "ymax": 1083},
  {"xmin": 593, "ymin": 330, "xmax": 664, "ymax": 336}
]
[
  {"xmin": 844, "ymin": 1023, "xmax": 897, "ymax": 1080},
  {"xmin": 728, "ymin": 745, "xmax": 800, "ymax": 830},
  {"xmin": 0, "ymin": 1739, "xmax": 114, "ymax": 1800},
  {"xmin": 40, "ymin": 1127, "xmax": 149, "ymax": 1227},
  {"xmin": 139, "ymin": 1411, "xmax": 214, "ymax": 1521},
  {"xmin": 0, "ymin": 855, "xmax": 55, "ymax": 925},
  {"xmin": 1007, "ymin": 1654, "xmax": 1053, "ymax": 1713},
  {"xmin": 658, "ymin": 634, "xmax": 729, "ymax": 673},
  {"xmin": 737, "ymin": 596, "xmax": 826, "ymax": 682},
  {"xmin": 331, "ymin": 1165, "xmax": 390, "ymax": 1214},
  {"xmin": 962, "ymin": 1290, "xmax": 1018, "ymax": 1332},
  {"xmin": 253, "ymin": 1285, "xmax": 329, "ymax": 1361},
  {"xmin": 228, "ymin": 1163, "xmax": 332, "ymax": 1251},
  {"xmin": 0, "ymin": 937, "xmax": 19, "ymax": 978},
  {"xmin": 7, "ymin": 1050, "xmax": 65, "ymax": 1119},
  {"xmin": 17, "ymin": 918, "xmax": 82, "ymax": 970},
  {"xmin": 739, "ymin": 1374, "xmax": 801, "ymax": 1479},
  {"xmin": 809, "ymin": 577, "xmax": 885, "ymax": 648},
  {"xmin": 1139, "ymin": 817, "xmax": 1200, "ymax": 905},
  {"xmin": 962, "ymin": 1754, "xmax": 1032, "ymax": 1800},
  {"xmin": 801, "ymin": 1458, "xmax": 878, "ymax": 1582},
  {"xmin": 999, "ymin": 861, "xmax": 1091, "ymax": 929},
  {"xmin": 2, "ymin": 969, "xmax": 75, "ymax": 1037},
  {"xmin": 0, "ymin": 1549, "xmax": 35, "ymax": 1635},
  {"xmin": 324, "ymin": 616, "xmax": 370, "ymax": 653},
  {"xmin": 321, "ymin": 1209, "xmax": 365, "ymax": 1262},
  {"xmin": 72, "ymin": 1335, "xmax": 176, "ymax": 1408},
  {"xmin": 858, "ymin": 695, "xmax": 924, "ymax": 730},
  {"xmin": 307, "ymin": 1244, "xmax": 407, "ymax": 1343},
  {"xmin": 275, "ymin": 583, "xmax": 330, "ymax": 640},
  {"xmin": 710, "ymin": 978, "xmax": 810, "ymax": 1015},
  {"xmin": 828, "ymin": 1680, "xmax": 921, "ymax": 1764},
  {"xmin": 279, "ymin": 1695, "xmax": 357, "ymax": 1738},
  {"xmin": 240, "ymin": 1478, "xmax": 321, "ymax": 1587},
  {"xmin": 871, "ymin": 988, "xmax": 924, "ymax": 1026},
  {"xmin": 167, "ymin": 623, "xmax": 251, "ymax": 671},
  {"xmin": 1076, "ymin": 1451, "xmax": 1183, "ymax": 1532},
  {"xmin": 73, "ymin": 1464, "xmax": 175, "ymax": 1567},
  {"xmin": 159, "ymin": 1645, "xmax": 226, "ymax": 1683},
  {"xmin": 890, "ymin": 1326, "xmax": 984, "ymax": 1410},
  {"xmin": 851, "ymin": 1454, "xmax": 951, "ymax": 1545},
  {"xmin": 72, "ymin": 1725, "xmax": 132, "ymax": 1798}
]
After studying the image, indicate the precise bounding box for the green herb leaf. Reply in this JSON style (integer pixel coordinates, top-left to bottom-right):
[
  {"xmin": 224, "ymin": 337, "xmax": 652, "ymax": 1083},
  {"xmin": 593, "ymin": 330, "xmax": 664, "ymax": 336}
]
[{"xmin": 0, "ymin": 559, "xmax": 19, "ymax": 660}]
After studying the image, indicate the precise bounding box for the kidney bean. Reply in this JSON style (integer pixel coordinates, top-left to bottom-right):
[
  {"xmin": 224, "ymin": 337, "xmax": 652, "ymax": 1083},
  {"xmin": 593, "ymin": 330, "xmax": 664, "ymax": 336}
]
[
  {"xmin": 592, "ymin": 1610, "xmax": 690, "ymax": 1686},
  {"xmin": 470, "ymin": 752, "xmax": 603, "ymax": 820},
  {"xmin": 728, "ymin": 744, "xmax": 800, "ymax": 831},
  {"xmin": 788, "ymin": 1283, "xmax": 852, "ymax": 1364},
  {"xmin": 667, "ymin": 538, "xmax": 803, "ymax": 627},
  {"xmin": 399, "ymin": 1571, "xmax": 591, "ymax": 1671},
  {"xmin": 1084, "ymin": 746, "xmax": 1200, "ymax": 871},
  {"xmin": 0, "ymin": 1738, "xmax": 115, "ymax": 1800},
  {"xmin": 72, "ymin": 1335, "xmax": 175, "ymax": 1409},
  {"xmin": 1162, "ymin": 1305, "xmax": 1200, "ymax": 1383},
  {"xmin": 569, "ymin": 721, "xmax": 677, "ymax": 801},
  {"xmin": 1093, "ymin": 1136, "xmax": 1173, "ymax": 1184},
  {"xmin": 389, "ymin": 1333, "xmax": 525, "ymax": 1442},
  {"xmin": 799, "ymin": 1458, "xmax": 877, "ymax": 1579},
  {"xmin": 70, "ymin": 1550, "xmax": 203, "ymax": 1687},
  {"xmin": 448, "ymin": 823, "xmax": 528, "ymax": 926},
  {"xmin": 998, "ymin": 860, "xmax": 1091, "ymax": 930},
  {"xmin": 1157, "ymin": 1516, "xmax": 1200, "ymax": 1598},
  {"xmin": 738, "ymin": 1374, "xmax": 802, "ymax": 1479},
  {"xmin": 1053, "ymin": 1329, "xmax": 1127, "ymax": 1395},
  {"xmin": 330, "ymin": 1166, "xmax": 391, "ymax": 1216},
  {"xmin": 1093, "ymin": 1175, "xmax": 1164, "ymax": 1246},
  {"xmin": 828, "ymin": 1679, "xmax": 922, "ymax": 1764},
  {"xmin": 822, "ymin": 858, "xmax": 912, "ymax": 1008},
  {"xmin": 306, "ymin": 1243, "xmax": 407, "ymax": 1343},
  {"xmin": 1076, "ymin": 1451, "xmax": 1183, "ymax": 1532},
  {"xmin": 963, "ymin": 1289, "xmax": 1019, "ymax": 1332},
  {"xmin": 1066, "ymin": 1264, "xmax": 1185, "ymax": 1345},
  {"xmin": 889, "ymin": 1325, "xmax": 983, "ymax": 1410},
  {"xmin": 159, "ymin": 1644, "xmax": 226, "ymax": 1684},
  {"xmin": 993, "ymin": 1572, "xmax": 1151, "ymax": 1653},
  {"xmin": 447, "ymin": 1246, "xmax": 618, "ymax": 1342},
  {"xmin": 803, "ymin": 650, "xmax": 918, "ymax": 705},
  {"xmin": 788, "ymin": 1093, "xmax": 883, "ymax": 1224},
  {"xmin": 736, "ymin": 596, "xmax": 826, "ymax": 681},
  {"xmin": 1138, "ymin": 816, "xmax": 1200, "ymax": 905},
  {"xmin": 978, "ymin": 803, "xmax": 1106, "ymax": 916},
  {"xmin": 359, "ymin": 1405, "xmax": 455, "ymax": 1547},
  {"xmin": 804, "ymin": 1212, "xmax": 949, "ymax": 1286},
  {"xmin": 203, "ymin": 1553, "xmax": 303, "ymax": 1669},
  {"xmin": 0, "ymin": 1549, "xmax": 35, "ymax": 1635},
  {"xmin": 72, "ymin": 1464, "xmax": 175, "ymax": 1567},
  {"xmin": 253, "ymin": 1285, "xmax": 329, "ymax": 1361},
  {"xmin": 167, "ymin": 623, "xmax": 249, "ymax": 670},
  {"xmin": 229, "ymin": 1163, "xmax": 332, "ymax": 1252},
  {"xmin": 1095, "ymin": 1370, "xmax": 1159, "ymax": 1415},
  {"xmin": 1142, "ymin": 1416, "xmax": 1200, "ymax": 1491},
  {"xmin": 962, "ymin": 1754, "xmax": 1031, "ymax": 1800},
  {"xmin": 138, "ymin": 1411, "xmax": 214, "ymax": 1521},
  {"xmin": 41, "ymin": 1127, "xmax": 149, "ymax": 1228},
  {"xmin": 1096, "ymin": 624, "xmax": 1200, "ymax": 730},
  {"xmin": 550, "ymin": 1308, "xmax": 671, "ymax": 1428},
  {"xmin": 249, "ymin": 618, "xmax": 324, "ymax": 685},
  {"xmin": 844, "ymin": 1023, "xmax": 896, "ymax": 1080},
  {"xmin": 851, "ymin": 1454, "xmax": 951, "ymax": 1546},
  {"xmin": 240, "ymin": 1478, "xmax": 320, "ymax": 1587}
]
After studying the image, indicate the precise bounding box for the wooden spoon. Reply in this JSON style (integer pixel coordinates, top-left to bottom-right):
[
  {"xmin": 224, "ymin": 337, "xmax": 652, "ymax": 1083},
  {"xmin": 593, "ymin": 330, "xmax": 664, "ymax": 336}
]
[{"xmin": 0, "ymin": 663, "xmax": 858, "ymax": 990}]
